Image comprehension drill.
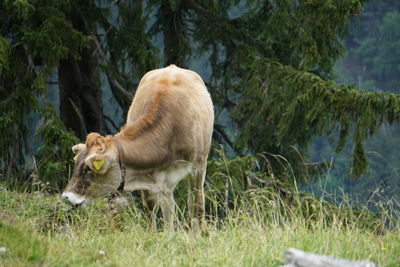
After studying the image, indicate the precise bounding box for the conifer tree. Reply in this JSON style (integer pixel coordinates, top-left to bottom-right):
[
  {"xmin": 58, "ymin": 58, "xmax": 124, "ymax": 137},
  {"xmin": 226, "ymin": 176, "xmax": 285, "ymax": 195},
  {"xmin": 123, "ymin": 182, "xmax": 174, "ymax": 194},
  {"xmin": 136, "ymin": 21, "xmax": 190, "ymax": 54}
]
[
  {"xmin": 332, "ymin": 0, "xmax": 400, "ymax": 202},
  {"xmin": 1, "ymin": 0, "xmax": 400, "ymax": 186}
]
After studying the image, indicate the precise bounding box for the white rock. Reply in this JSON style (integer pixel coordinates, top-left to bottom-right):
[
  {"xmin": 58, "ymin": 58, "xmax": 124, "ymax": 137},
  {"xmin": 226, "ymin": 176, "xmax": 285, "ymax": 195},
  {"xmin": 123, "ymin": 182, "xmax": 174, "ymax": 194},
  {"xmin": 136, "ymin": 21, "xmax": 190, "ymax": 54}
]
[{"xmin": 282, "ymin": 248, "xmax": 379, "ymax": 267}]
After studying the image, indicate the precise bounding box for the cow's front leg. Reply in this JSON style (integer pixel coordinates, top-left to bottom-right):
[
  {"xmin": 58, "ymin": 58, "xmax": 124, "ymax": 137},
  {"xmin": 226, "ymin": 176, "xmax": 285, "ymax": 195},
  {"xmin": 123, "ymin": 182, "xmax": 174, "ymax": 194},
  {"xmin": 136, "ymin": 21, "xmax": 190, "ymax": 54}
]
[
  {"xmin": 159, "ymin": 191, "xmax": 175, "ymax": 231},
  {"xmin": 141, "ymin": 190, "xmax": 158, "ymax": 232}
]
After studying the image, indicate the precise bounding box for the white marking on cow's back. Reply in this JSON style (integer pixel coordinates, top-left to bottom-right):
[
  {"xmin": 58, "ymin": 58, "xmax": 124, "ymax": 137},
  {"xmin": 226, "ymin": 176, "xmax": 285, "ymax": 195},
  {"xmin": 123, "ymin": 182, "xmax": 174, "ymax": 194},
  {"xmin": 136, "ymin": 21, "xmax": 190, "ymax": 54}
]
[{"xmin": 62, "ymin": 192, "xmax": 85, "ymax": 205}]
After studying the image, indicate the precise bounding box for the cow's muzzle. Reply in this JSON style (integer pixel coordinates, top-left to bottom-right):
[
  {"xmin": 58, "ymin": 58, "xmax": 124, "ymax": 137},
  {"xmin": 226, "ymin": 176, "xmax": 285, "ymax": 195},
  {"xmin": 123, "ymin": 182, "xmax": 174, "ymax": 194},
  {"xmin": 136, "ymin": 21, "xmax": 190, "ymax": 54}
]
[{"xmin": 61, "ymin": 192, "xmax": 85, "ymax": 206}]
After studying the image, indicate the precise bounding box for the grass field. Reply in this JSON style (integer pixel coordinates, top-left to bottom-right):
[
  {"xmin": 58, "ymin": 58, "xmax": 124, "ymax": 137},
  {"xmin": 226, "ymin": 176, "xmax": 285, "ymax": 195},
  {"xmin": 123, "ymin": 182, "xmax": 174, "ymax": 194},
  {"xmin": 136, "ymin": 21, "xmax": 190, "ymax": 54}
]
[{"xmin": 0, "ymin": 184, "xmax": 399, "ymax": 266}]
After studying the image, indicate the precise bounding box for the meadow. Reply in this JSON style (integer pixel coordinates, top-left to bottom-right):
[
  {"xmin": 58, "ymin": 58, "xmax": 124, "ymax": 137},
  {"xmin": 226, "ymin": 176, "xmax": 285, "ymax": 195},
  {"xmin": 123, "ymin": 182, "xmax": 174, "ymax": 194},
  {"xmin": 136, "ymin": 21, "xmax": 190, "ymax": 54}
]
[{"xmin": 1, "ymin": 178, "xmax": 399, "ymax": 267}]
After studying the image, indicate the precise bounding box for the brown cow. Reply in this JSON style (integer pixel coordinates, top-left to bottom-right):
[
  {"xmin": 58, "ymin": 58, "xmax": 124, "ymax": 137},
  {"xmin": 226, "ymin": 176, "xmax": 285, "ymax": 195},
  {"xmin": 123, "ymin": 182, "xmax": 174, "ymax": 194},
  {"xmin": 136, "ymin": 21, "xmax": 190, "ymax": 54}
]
[{"xmin": 62, "ymin": 65, "xmax": 214, "ymax": 231}]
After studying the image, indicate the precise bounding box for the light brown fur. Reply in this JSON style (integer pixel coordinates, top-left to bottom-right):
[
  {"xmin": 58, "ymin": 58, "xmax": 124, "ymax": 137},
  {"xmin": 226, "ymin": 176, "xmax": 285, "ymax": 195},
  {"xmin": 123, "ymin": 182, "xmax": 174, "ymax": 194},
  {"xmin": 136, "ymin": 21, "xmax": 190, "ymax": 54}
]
[
  {"xmin": 63, "ymin": 65, "xmax": 214, "ymax": 232},
  {"xmin": 119, "ymin": 88, "xmax": 165, "ymax": 140},
  {"xmin": 112, "ymin": 65, "xmax": 214, "ymax": 170}
]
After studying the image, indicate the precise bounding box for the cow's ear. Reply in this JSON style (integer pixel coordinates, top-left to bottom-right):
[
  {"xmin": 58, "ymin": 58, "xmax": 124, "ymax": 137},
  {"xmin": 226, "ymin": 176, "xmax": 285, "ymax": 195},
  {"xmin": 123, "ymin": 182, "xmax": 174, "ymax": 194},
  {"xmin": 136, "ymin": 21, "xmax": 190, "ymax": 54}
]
[
  {"xmin": 85, "ymin": 132, "xmax": 107, "ymax": 153},
  {"xmin": 72, "ymin": 143, "xmax": 86, "ymax": 155}
]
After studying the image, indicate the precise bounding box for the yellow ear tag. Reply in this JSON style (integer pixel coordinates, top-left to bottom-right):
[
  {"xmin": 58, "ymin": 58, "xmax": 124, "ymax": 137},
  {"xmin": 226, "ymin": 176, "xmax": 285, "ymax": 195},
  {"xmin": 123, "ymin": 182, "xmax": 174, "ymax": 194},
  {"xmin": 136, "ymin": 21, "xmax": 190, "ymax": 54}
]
[
  {"xmin": 73, "ymin": 154, "xmax": 78, "ymax": 161},
  {"xmin": 93, "ymin": 160, "xmax": 104, "ymax": 171}
]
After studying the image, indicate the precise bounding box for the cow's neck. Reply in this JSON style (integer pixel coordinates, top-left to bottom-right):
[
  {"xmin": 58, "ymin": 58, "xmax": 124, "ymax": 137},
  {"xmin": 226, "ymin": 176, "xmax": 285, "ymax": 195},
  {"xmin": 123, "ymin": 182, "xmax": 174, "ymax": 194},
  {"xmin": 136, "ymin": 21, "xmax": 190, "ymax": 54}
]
[
  {"xmin": 112, "ymin": 137, "xmax": 126, "ymax": 192},
  {"xmin": 113, "ymin": 133, "xmax": 168, "ymax": 171}
]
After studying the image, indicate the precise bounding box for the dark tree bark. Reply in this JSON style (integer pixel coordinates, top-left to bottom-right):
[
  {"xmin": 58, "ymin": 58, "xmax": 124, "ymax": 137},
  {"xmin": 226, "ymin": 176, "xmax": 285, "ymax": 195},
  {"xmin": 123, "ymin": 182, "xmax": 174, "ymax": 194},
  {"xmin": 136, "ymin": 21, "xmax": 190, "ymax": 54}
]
[
  {"xmin": 159, "ymin": 1, "xmax": 190, "ymax": 68},
  {"xmin": 59, "ymin": 40, "xmax": 106, "ymax": 139},
  {"xmin": 58, "ymin": 0, "xmax": 106, "ymax": 139}
]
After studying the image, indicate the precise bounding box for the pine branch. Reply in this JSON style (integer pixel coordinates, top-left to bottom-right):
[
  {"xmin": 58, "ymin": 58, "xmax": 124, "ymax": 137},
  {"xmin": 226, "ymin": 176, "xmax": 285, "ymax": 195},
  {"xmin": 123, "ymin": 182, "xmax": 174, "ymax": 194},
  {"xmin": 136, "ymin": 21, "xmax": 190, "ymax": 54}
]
[
  {"xmin": 188, "ymin": 0, "xmax": 271, "ymax": 55},
  {"xmin": 234, "ymin": 57, "xmax": 400, "ymax": 177},
  {"xmin": 68, "ymin": 98, "xmax": 87, "ymax": 136}
]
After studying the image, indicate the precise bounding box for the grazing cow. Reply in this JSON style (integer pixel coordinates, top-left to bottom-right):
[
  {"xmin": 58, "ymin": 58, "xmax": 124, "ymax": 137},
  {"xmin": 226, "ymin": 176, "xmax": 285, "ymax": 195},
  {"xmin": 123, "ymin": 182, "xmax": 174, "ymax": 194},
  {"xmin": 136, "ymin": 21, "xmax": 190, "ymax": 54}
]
[{"xmin": 62, "ymin": 65, "xmax": 214, "ymax": 231}]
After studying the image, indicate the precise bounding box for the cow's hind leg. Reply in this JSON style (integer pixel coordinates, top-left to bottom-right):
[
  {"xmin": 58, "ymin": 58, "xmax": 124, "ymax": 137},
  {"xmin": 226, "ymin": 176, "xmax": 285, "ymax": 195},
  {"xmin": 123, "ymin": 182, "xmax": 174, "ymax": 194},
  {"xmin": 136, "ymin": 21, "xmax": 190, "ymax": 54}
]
[
  {"xmin": 143, "ymin": 189, "xmax": 175, "ymax": 231},
  {"xmin": 188, "ymin": 160, "xmax": 208, "ymax": 234}
]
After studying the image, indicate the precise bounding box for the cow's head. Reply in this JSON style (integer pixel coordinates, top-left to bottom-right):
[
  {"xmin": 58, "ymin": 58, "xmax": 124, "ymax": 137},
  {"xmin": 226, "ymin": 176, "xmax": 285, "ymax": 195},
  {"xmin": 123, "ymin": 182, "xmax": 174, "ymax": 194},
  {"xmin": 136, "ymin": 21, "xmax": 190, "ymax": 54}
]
[{"xmin": 61, "ymin": 133, "xmax": 123, "ymax": 207}]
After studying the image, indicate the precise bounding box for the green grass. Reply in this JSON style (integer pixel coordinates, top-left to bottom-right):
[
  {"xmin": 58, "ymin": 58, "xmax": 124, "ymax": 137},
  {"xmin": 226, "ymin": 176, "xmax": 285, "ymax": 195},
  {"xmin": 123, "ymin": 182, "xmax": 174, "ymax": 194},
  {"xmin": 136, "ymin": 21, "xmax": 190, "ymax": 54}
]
[{"xmin": 0, "ymin": 186, "xmax": 399, "ymax": 267}]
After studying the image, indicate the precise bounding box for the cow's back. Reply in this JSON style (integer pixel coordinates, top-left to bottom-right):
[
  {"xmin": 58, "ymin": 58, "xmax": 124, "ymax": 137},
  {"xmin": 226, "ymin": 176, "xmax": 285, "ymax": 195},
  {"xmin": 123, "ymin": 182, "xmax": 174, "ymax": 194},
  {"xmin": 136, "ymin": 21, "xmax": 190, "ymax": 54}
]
[{"xmin": 123, "ymin": 65, "xmax": 214, "ymax": 166}]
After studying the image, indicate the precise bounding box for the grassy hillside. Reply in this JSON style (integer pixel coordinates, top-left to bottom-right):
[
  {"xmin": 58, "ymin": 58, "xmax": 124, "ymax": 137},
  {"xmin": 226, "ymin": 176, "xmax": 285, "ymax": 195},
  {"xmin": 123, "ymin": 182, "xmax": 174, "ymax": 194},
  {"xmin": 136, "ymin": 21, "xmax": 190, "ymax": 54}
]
[{"xmin": 1, "ymin": 183, "xmax": 399, "ymax": 267}]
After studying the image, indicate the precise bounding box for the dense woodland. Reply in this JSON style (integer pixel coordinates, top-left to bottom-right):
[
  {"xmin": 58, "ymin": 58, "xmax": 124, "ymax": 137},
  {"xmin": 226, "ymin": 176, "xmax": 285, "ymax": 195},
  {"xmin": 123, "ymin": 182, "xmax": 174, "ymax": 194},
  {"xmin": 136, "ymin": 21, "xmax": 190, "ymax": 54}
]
[
  {"xmin": 0, "ymin": 0, "xmax": 399, "ymax": 207},
  {"xmin": 311, "ymin": 0, "xmax": 400, "ymax": 206}
]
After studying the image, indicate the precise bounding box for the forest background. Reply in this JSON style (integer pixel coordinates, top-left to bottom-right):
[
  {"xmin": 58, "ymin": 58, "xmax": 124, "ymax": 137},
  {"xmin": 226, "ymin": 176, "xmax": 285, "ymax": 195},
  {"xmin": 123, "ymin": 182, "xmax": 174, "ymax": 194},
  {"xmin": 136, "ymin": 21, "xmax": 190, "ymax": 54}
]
[{"xmin": 0, "ymin": 0, "xmax": 399, "ymax": 210}]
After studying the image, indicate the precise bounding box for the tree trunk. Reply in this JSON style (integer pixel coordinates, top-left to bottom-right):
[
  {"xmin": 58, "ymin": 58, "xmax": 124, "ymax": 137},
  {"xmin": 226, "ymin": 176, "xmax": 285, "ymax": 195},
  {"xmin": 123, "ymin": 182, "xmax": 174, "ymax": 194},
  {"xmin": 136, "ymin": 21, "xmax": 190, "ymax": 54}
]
[
  {"xmin": 160, "ymin": 0, "xmax": 189, "ymax": 68},
  {"xmin": 59, "ymin": 40, "xmax": 106, "ymax": 139},
  {"xmin": 57, "ymin": 0, "xmax": 107, "ymax": 139}
]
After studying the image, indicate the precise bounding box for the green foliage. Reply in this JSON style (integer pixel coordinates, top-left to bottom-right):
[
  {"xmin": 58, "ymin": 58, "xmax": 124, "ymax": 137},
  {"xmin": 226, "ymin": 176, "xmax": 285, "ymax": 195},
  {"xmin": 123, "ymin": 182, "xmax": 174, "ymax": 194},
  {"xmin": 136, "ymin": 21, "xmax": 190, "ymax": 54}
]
[
  {"xmin": 21, "ymin": 8, "xmax": 91, "ymax": 68},
  {"xmin": 102, "ymin": 0, "xmax": 159, "ymax": 92},
  {"xmin": 35, "ymin": 104, "xmax": 78, "ymax": 191},
  {"xmin": 307, "ymin": 0, "xmax": 400, "ymax": 208},
  {"xmin": 2, "ymin": 0, "xmax": 400, "ymax": 188},
  {"xmin": 0, "ymin": 34, "xmax": 39, "ymax": 174},
  {"xmin": 0, "ymin": 0, "xmax": 159, "ymax": 184},
  {"xmin": 3, "ymin": 0, "xmax": 91, "ymax": 69},
  {"xmin": 232, "ymin": 58, "xmax": 400, "ymax": 177},
  {"xmin": 0, "ymin": 0, "xmax": 93, "ymax": 184},
  {"xmin": 0, "ymin": 36, "xmax": 8, "ymax": 71},
  {"xmin": 188, "ymin": 0, "xmax": 397, "ymax": 178}
]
